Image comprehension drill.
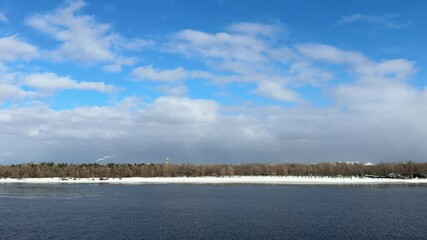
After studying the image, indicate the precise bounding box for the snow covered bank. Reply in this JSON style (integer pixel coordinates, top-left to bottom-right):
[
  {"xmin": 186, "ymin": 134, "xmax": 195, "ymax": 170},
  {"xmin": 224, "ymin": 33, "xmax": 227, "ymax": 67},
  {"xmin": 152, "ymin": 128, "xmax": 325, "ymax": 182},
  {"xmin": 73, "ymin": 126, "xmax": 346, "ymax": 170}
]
[{"xmin": 1, "ymin": 176, "xmax": 427, "ymax": 185}]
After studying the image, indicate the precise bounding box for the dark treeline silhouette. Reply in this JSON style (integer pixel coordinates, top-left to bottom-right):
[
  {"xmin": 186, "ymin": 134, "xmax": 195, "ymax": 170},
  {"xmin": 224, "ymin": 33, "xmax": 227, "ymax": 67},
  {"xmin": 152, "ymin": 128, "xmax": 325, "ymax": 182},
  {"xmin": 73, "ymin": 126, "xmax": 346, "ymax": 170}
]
[{"xmin": 1, "ymin": 161, "xmax": 426, "ymax": 179}]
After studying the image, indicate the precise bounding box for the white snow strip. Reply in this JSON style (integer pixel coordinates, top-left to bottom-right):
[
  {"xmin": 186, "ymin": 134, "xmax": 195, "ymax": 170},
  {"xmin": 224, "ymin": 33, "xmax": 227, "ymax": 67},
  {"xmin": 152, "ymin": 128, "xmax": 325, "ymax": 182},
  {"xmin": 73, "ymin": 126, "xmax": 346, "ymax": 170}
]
[{"xmin": 0, "ymin": 176, "xmax": 426, "ymax": 185}]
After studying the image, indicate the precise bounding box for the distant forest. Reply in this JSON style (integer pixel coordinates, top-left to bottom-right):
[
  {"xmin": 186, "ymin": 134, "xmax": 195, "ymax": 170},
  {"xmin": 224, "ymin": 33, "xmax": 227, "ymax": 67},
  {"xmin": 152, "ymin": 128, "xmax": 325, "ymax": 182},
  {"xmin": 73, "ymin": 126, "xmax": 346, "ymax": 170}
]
[{"xmin": 0, "ymin": 162, "xmax": 426, "ymax": 179}]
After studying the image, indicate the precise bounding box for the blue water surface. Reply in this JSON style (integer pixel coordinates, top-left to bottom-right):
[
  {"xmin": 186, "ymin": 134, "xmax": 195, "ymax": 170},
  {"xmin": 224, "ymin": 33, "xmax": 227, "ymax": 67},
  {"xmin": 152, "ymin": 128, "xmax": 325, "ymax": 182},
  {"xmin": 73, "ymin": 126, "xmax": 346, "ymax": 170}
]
[{"xmin": 0, "ymin": 184, "xmax": 426, "ymax": 239}]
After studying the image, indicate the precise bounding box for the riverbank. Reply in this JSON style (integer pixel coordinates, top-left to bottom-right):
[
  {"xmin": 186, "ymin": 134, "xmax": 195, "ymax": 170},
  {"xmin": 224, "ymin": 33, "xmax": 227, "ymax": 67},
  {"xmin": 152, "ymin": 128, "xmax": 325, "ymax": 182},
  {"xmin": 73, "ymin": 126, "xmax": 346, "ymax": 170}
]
[{"xmin": 1, "ymin": 176, "xmax": 427, "ymax": 185}]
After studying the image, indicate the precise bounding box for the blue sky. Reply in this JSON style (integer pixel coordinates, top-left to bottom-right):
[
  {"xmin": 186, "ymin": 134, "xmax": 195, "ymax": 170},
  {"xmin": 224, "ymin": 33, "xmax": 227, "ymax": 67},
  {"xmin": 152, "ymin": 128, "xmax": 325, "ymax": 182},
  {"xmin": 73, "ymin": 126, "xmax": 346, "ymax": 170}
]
[{"xmin": 0, "ymin": 0, "xmax": 426, "ymax": 164}]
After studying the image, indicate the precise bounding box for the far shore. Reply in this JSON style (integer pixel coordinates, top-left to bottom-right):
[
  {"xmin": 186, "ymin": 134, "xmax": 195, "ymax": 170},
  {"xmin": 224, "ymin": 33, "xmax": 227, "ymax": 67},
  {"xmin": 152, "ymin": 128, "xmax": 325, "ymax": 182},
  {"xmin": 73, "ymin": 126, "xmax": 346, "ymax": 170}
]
[{"xmin": 1, "ymin": 176, "xmax": 427, "ymax": 185}]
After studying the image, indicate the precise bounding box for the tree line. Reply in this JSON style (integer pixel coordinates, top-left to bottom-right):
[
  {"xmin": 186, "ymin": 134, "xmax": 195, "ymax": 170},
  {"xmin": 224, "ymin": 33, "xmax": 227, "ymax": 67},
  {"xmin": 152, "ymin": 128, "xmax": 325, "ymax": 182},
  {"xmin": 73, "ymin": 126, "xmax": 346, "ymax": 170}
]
[{"xmin": 0, "ymin": 161, "xmax": 426, "ymax": 179}]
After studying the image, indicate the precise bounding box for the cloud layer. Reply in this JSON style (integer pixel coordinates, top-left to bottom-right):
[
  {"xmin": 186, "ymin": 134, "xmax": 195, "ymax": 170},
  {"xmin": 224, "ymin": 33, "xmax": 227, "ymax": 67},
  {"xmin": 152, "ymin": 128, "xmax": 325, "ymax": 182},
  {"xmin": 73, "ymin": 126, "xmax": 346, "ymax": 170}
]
[{"xmin": 0, "ymin": 1, "xmax": 425, "ymax": 164}]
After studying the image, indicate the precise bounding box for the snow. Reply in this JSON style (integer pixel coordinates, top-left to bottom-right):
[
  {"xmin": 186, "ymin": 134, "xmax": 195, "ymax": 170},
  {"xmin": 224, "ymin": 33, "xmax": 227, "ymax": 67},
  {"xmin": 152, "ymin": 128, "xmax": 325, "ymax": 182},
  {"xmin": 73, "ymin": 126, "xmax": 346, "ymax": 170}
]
[{"xmin": 0, "ymin": 176, "xmax": 426, "ymax": 185}]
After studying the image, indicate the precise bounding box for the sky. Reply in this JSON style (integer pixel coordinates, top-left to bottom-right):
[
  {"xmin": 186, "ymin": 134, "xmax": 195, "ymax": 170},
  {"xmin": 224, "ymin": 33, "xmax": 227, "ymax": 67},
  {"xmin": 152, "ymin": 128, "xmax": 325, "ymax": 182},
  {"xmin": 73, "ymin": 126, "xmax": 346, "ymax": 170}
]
[{"xmin": 0, "ymin": 0, "xmax": 426, "ymax": 164}]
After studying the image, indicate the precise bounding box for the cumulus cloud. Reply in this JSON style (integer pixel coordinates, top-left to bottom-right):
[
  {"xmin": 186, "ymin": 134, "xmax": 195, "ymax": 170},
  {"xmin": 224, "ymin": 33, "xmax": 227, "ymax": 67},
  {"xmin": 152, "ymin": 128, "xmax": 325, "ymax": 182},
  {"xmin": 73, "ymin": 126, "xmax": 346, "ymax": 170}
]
[
  {"xmin": 0, "ymin": 67, "xmax": 117, "ymax": 103},
  {"xmin": 0, "ymin": 36, "xmax": 39, "ymax": 61},
  {"xmin": 296, "ymin": 43, "xmax": 421, "ymax": 136},
  {"xmin": 130, "ymin": 65, "xmax": 210, "ymax": 82},
  {"xmin": 25, "ymin": 0, "xmax": 151, "ymax": 71},
  {"xmin": 297, "ymin": 44, "xmax": 368, "ymax": 65},
  {"xmin": 294, "ymin": 44, "xmax": 425, "ymax": 161},
  {"xmin": 2, "ymin": 87, "xmax": 427, "ymax": 164},
  {"xmin": 255, "ymin": 82, "xmax": 300, "ymax": 102},
  {"xmin": 24, "ymin": 72, "xmax": 117, "ymax": 93},
  {"xmin": 142, "ymin": 96, "xmax": 219, "ymax": 124},
  {"xmin": 130, "ymin": 65, "xmax": 189, "ymax": 82},
  {"xmin": 170, "ymin": 29, "xmax": 269, "ymax": 63},
  {"xmin": 164, "ymin": 23, "xmax": 336, "ymax": 103},
  {"xmin": 0, "ymin": 98, "xmax": 270, "ymax": 163},
  {"xmin": 26, "ymin": 1, "xmax": 113, "ymax": 62},
  {"xmin": 1, "ymin": 16, "xmax": 426, "ymax": 165},
  {"xmin": 0, "ymin": 98, "xmax": 220, "ymax": 163},
  {"xmin": 297, "ymin": 43, "xmax": 416, "ymax": 83},
  {"xmin": 0, "ymin": 84, "xmax": 38, "ymax": 103}
]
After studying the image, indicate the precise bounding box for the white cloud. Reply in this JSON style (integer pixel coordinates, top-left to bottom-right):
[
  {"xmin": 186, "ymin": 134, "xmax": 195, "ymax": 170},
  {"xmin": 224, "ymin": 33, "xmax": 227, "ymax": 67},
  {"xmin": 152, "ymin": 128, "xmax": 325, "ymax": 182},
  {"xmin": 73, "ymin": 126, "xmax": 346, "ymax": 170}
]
[
  {"xmin": 165, "ymin": 23, "xmax": 356, "ymax": 103},
  {"xmin": 130, "ymin": 65, "xmax": 211, "ymax": 82},
  {"xmin": 170, "ymin": 29, "xmax": 269, "ymax": 63},
  {"xmin": 357, "ymin": 59, "xmax": 416, "ymax": 82},
  {"xmin": 289, "ymin": 61, "xmax": 333, "ymax": 86},
  {"xmin": 1, "ymin": 18, "xmax": 426, "ymax": 164},
  {"xmin": 337, "ymin": 13, "xmax": 412, "ymax": 29},
  {"xmin": 333, "ymin": 82, "xmax": 422, "ymax": 110},
  {"xmin": 102, "ymin": 57, "xmax": 134, "ymax": 73},
  {"xmin": 71, "ymin": 105, "xmax": 131, "ymax": 120},
  {"xmin": 0, "ymin": 84, "xmax": 38, "ymax": 103},
  {"xmin": 0, "ymin": 36, "xmax": 39, "ymax": 61},
  {"xmin": 297, "ymin": 43, "xmax": 416, "ymax": 83},
  {"xmin": 0, "ymin": 65, "xmax": 117, "ymax": 103},
  {"xmin": 142, "ymin": 96, "xmax": 219, "ymax": 124},
  {"xmin": 255, "ymin": 82, "xmax": 300, "ymax": 102},
  {"xmin": 26, "ymin": 1, "xmax": 113, "ymax": 62},
  {"xmin": 0, "ymin": 12, "xmax": 7, "ymax": 23},
  {"xmin": 24, "ymin": 72, "xmax": 117, "ymax": 93},
  {"xmin": 130, "ymin": 65, "xmax": 189, "ymax": 82},
  {"xmin": 166, "ymin": 23, "xmax": 317, "ymax": 102},
  {"xmin": 2, "ymin": 86, "xmax": 427, "ymax": 164},
  {"xmin": 157, "ymin": 84, "xmax": 188, "ymax": 96},
  {"xmin": 26, "ymin": 0, "xmax": 150, "ymax": 71},
  {"xmin": 297, "ymin": 44, "xmax": 367, "ymax": 65},
  {"xmin": 226, "ymin": 22, "xmax": 281, "ymax": 36}
]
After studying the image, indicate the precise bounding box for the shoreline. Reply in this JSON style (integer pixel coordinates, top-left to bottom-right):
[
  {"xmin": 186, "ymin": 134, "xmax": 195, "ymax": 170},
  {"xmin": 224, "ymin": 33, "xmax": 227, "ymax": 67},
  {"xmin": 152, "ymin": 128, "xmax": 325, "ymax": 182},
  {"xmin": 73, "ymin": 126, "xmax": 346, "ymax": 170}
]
[{"xmin": 1, "ymin": 176, "xmax": 427, "ymax": 185}]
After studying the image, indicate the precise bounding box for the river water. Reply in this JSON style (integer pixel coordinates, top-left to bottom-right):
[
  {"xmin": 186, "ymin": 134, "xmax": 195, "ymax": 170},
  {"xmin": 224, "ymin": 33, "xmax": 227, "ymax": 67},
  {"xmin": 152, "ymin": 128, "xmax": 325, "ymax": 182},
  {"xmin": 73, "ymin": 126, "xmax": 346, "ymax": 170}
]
[{"xmin": 0, "ymin": 183, "xmax": 426, "ymax": 239}]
